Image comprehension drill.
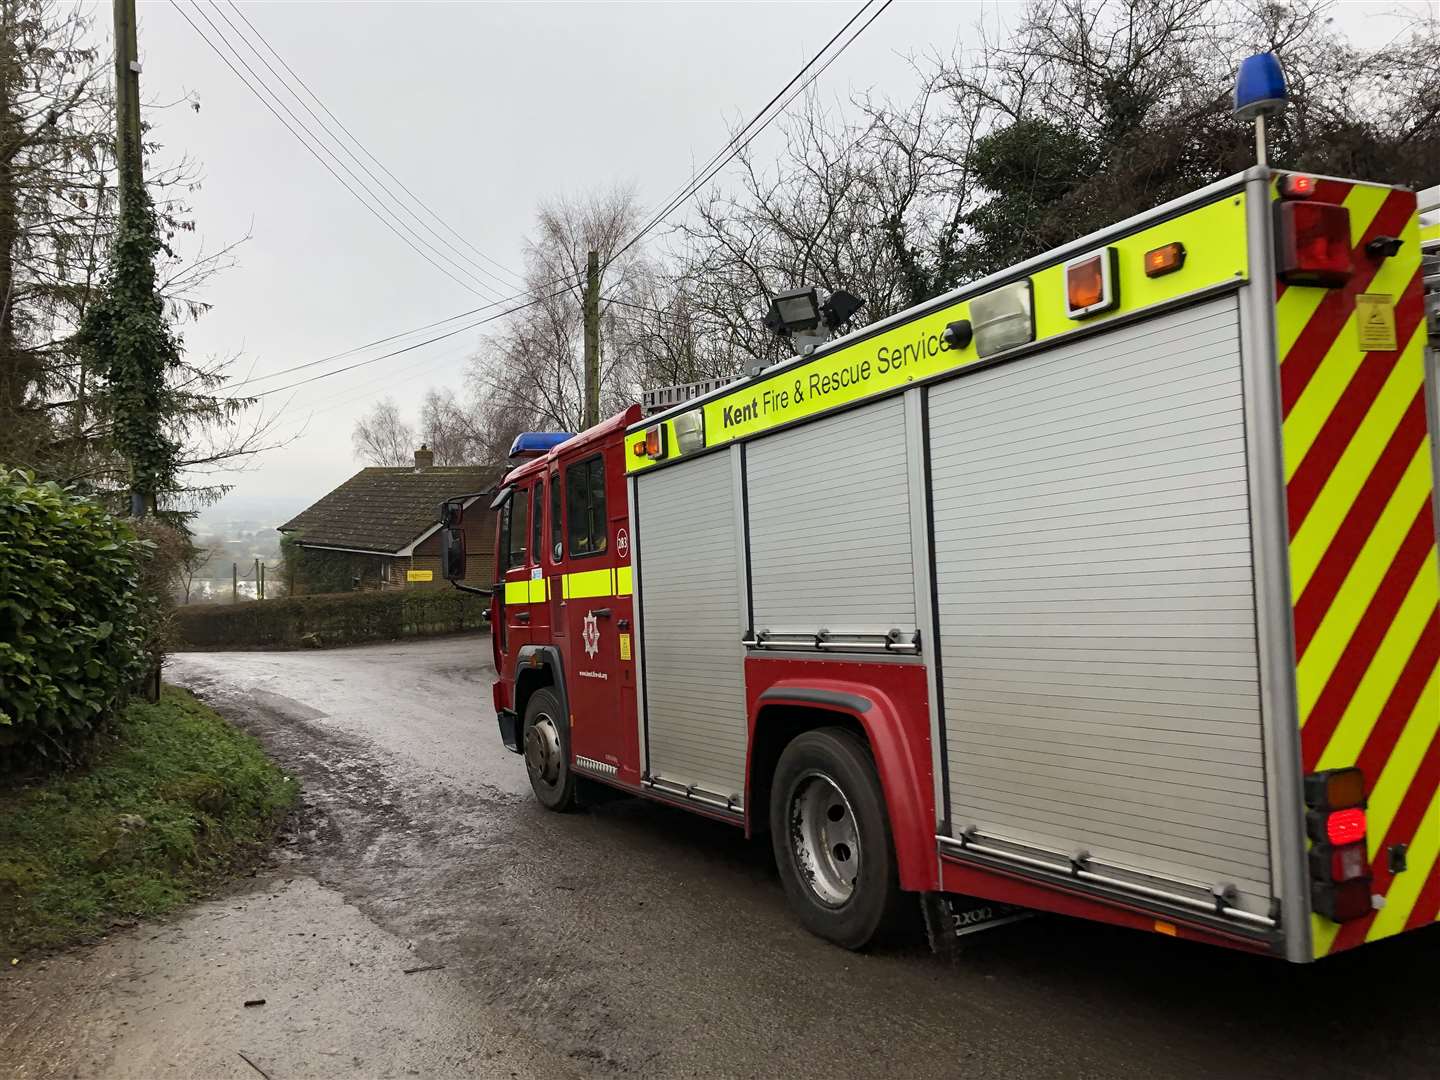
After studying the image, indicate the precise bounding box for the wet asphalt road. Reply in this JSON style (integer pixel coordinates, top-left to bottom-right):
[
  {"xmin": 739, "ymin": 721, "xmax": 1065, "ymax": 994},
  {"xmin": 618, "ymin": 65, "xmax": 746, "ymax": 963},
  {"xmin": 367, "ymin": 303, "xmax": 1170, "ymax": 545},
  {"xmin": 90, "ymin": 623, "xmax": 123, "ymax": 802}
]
[{"xmin": 156, "ymin": 635, "xmax": 1440, "ymax": 1080}]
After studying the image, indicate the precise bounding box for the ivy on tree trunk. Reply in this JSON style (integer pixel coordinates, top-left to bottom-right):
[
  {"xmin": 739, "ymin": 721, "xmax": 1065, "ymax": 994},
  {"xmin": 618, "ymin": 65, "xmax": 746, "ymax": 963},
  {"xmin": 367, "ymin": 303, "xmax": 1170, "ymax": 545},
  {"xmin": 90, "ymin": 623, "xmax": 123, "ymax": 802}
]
[{"xmin": 78, "ymin": 174, "xmax": 182, "ymax": 514}]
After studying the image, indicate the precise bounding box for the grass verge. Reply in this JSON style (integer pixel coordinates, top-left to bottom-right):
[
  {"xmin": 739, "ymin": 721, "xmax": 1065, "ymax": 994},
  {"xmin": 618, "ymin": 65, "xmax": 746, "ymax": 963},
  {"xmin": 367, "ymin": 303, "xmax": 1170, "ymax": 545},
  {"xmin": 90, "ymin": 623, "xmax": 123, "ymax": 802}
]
[{"xmin": 0, "ymin": 685, "xmax": 298, "ymax": 956}]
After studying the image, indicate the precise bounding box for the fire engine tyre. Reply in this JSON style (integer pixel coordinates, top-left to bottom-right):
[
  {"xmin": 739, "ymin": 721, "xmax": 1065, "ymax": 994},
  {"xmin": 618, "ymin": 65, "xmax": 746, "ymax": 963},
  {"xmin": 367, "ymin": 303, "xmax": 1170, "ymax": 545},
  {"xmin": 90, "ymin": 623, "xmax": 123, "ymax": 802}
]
[
  {"xmin": 769, "ymin": 728, "xmax": 906, "ymax": 950},
  {"xmin": 522, "ymin": 689, "xmax": 578, "ymax": 812}
]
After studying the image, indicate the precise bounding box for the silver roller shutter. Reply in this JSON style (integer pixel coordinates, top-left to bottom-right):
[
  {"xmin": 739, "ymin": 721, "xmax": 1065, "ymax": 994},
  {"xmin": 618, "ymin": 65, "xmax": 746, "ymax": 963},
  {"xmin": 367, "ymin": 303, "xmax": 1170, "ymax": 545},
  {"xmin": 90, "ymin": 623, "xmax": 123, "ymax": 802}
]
[
  {"xmin": 635, "ymin": 451, "xmax": 748, "ymax": 802},
  {"xmin": 747, "ymin": 397, "xmax": 916, "ymax": 637},
  {"xmin": 930, "ymin": 296, "xmax": 1272, "ymax": 910}
]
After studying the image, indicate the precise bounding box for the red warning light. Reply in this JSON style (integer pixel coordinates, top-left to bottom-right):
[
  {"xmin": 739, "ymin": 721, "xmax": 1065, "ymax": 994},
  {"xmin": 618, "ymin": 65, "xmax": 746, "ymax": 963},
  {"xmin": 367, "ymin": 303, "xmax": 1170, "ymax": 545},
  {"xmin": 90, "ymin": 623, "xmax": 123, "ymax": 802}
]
[
  {"xmin": 1279, "ymin": 174, "xmax": 1316, "ymax": 199},
  {"xmin": 1275, "ymin": 201, "xmax": 1353, "ymax": 287},
  {"xmin": 1326, "ymin": 807, "xmax": 1367, "ymax": 846}
]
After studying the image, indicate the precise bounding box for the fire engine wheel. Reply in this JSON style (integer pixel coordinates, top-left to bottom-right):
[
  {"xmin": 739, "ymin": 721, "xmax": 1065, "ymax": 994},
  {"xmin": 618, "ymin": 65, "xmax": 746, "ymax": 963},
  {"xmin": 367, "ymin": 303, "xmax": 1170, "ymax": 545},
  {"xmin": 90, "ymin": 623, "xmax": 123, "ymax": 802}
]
[
  {"xmin": 770, "ymin": 728, "xmax": 905, "ymax": 950},
  {"xmin": 522, "ymin": 689, "xmax": 577, "ymax": 812}
]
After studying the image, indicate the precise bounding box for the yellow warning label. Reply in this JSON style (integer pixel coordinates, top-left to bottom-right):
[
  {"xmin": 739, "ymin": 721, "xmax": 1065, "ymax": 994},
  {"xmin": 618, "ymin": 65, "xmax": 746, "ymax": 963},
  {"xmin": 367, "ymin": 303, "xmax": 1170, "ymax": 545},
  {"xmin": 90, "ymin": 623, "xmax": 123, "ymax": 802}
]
[
  {"xmin": 406, "ymin": 569, "xmax": 434, "ymax": 582},
  {"xmin": 1356, "ymin": 293, "xmax": 1397, "ymax": 351},
  {"xmin": 619, "ymin": 633, "xmax": 631, "ymax": 661}
]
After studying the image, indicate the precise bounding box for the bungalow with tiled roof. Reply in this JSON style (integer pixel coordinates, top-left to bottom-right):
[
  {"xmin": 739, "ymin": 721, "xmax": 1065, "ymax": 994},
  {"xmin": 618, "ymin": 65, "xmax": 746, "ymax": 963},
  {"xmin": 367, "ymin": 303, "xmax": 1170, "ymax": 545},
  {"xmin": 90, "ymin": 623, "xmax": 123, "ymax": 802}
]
[{"xmin": 278, "ymin": 447, "xmax": 495, "ymax": 592}]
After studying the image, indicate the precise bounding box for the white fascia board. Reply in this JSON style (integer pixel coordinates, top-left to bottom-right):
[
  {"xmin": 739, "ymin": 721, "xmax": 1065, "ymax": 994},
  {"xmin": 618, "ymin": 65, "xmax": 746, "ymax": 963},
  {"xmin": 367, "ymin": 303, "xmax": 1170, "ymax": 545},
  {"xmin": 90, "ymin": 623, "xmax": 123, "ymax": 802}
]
[{"xmin": 291, "ymin": 542, "xmax": 398, "ymax": 557}]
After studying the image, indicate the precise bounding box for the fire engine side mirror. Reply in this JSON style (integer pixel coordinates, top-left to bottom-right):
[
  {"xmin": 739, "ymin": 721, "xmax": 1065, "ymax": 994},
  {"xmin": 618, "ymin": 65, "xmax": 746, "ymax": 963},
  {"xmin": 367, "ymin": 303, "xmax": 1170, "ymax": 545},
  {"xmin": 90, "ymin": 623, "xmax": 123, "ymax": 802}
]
[{"xmin": 440, "ymin": 526, "xmax": 466, "ymax": 580}]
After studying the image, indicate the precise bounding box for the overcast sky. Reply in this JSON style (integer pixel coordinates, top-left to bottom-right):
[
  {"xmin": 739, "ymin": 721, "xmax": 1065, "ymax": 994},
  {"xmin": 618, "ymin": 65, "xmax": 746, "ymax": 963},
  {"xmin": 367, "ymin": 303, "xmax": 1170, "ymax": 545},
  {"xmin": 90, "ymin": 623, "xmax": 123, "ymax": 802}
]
[{"xmin": 128, "ymin": 0, "xmax": 1428, "ymax": 519}]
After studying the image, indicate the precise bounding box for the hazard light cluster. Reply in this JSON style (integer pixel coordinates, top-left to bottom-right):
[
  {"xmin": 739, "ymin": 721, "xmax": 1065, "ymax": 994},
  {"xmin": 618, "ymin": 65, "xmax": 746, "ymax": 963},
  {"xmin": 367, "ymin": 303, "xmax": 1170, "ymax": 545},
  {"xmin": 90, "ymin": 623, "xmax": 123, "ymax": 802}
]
[
  {"xmin": 1275, "ymin": 174, "xmax": 1353, "ymax": 287},
  {"xmin": 1305, "ymin": 767, "xmax": 1372, "ymax": 922},
  {"xmin": 633, "ymin": 407, "xmax": 705, "ymax": 462}
]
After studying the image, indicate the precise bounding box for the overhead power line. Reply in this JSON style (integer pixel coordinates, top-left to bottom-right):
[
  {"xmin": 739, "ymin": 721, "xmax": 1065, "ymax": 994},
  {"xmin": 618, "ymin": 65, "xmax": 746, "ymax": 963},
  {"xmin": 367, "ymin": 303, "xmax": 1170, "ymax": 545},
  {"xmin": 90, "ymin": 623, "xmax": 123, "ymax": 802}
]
[
  {"xmin": 226, "ymin": 291, "xmax": 534, "ymax": 391},
  {"xmin": 199, "ymin": 1, "xmax": 889, "ymax": 421},
  {"xmin": 610, "ymin": 0, "xmax": 894, "ymax": 267},
  {"xmin": 224, "ymin": 264, "xmax": 587, "ymax": 393},
  {"xmin": 172, "ymin": 1, "xmax": 506, "ymax": 302},
  {"xmin": 214, "ymin": 0, "xmax": 524, "ymax": 295},
  {"xmin": 241, "ymin": 288, "xmax": 569, "ymax": 401},
  {"xmin": 223, "ymin": 0, "xmax": 525, "ymax": 291}
]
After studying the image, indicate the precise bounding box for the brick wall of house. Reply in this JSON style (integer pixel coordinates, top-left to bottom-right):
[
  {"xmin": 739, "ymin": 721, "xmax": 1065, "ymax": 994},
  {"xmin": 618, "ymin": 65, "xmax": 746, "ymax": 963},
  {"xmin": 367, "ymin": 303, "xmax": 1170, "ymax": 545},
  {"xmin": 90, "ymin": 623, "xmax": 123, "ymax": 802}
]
[{"xmin": 410, "ymin": 510, "xmax": 496, "ymax": 589}]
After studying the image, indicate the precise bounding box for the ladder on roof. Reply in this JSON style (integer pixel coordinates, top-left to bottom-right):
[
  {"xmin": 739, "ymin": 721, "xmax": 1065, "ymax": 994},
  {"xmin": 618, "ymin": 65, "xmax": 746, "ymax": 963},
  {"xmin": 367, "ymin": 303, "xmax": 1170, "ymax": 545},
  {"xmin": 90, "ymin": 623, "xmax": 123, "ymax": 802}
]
[{"xmin": 1421, "ymin": 184, "xmax": 1439, "ymax": 343}]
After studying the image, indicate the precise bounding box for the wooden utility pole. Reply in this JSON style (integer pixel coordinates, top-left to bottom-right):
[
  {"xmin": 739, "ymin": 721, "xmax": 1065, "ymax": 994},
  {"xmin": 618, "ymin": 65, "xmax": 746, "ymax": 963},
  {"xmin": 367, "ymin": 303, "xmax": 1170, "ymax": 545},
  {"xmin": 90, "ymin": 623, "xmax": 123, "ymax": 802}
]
[
  {"xmin": 112, "ymin": 0, "xmax": 146, "ymax": 516},
  {"xmin": 232, "ymin": 562, "xmax": 238, "ymax": 603},
  {"xmin": 113, "ymin": 0, "xmax": 141, "ymax": 207},
  {"xmin": 582, "ymin": 250, "xmax": 600, "ymax": 429},
  {"xmin": 259, "ymin": 561, "xmax": 266, "ymax": 600}
]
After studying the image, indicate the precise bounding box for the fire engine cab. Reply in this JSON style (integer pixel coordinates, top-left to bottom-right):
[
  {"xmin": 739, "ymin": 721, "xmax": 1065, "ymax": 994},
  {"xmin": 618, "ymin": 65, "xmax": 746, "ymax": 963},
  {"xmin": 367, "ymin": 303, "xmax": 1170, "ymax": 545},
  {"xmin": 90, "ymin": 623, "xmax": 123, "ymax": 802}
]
[{"xmin": 440, "ymin": 163, "xmax": 1439, "ymax": 963}]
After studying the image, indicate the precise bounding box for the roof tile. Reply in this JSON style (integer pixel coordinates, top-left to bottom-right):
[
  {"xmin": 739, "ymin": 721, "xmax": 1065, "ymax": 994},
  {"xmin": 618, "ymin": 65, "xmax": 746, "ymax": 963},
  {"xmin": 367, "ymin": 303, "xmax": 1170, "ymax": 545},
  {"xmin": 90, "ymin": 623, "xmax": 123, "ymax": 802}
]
[{"xmin": 278, "ymin": 466, "xmax": 492, "ymax": 553}]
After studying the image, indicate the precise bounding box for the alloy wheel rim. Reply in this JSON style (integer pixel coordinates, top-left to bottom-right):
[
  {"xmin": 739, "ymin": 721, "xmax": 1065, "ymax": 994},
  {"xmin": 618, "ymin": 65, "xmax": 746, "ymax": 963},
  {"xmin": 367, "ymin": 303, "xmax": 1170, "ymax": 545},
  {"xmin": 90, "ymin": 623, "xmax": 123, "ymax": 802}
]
[
  {"xmin": 788, "ymin": 770, "xmax": 860, "ymax": 907},
  {"xmin": 524, "ymin": 713, "xmax": 562, "ymax": 786}
]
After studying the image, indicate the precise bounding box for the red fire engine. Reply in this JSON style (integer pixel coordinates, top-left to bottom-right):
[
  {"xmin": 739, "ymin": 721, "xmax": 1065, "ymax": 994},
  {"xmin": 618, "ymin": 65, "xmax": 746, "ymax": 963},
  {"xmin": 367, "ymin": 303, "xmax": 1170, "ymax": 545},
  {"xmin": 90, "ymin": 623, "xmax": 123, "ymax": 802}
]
[{"xmin": 440, "ymin": 162, "xmax": 1439, "ymax": 962}]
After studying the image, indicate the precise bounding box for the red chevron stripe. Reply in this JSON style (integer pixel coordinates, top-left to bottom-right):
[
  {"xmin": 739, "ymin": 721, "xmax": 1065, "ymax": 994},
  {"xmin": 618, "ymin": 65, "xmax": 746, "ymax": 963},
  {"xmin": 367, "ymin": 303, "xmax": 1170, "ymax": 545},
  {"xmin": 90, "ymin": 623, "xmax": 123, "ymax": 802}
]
[
  {"xmin": 1279, "ymin": 190, "xmax": 1416, "ymax": 416},
  {"xmin": 1329, "ymin": 724, "xmax": 1440, "ymax": 953},
  {"xmin": 1405, "ymin": 862, "xmax": 1440, "ymax": 931},
  {"xmin": 1292, "ymin": 392, "xmax": 1430, "ymax": 656},
  {"xmin": 1301, "ymin": 504, "xmax": 1437, "ymax": 772},
  {"xmin": 1310, "ymin": 179, "xmax": 1355, "ymax": 204},
  {"xmin": 1356, "ymin": 611, "xmax": 1440, "ymax": 784},
  {"xmin": 1285, "ymin": 279, "xmax": 1425, "ymax": 536}
]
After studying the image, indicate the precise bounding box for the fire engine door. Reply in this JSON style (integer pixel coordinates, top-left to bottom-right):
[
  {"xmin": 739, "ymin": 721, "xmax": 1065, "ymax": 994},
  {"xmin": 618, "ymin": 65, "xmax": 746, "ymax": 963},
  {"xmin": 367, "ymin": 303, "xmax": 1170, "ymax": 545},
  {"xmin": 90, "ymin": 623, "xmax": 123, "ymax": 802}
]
[
  {"xmin": 525, "ymin": 475, "xmax": 551, "ymax": 645},
  {"xmin": 498, "ymin": 482, "xmax": 536, "ymax": 672},
  {"xmin": 555, "ymin": 447, "xmax": 638, "ymax": 783}
]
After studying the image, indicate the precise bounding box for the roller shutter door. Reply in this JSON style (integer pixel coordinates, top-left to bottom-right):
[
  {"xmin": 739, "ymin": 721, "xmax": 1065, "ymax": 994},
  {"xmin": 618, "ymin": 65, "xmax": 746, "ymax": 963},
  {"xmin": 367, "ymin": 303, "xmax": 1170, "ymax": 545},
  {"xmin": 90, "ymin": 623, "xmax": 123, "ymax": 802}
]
[{"xmin": 930, "ymin": 296, "xmax": 1272, "ymax": 908}]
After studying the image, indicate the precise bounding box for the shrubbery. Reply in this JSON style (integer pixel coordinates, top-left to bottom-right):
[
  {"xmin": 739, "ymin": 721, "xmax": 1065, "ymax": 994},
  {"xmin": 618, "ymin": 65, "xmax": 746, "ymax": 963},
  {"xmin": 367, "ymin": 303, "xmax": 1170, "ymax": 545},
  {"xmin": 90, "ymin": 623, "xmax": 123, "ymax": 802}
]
[
  {"xmin": 0, "ymin": 469, "xmax": 149, "ymax": 768},
  {"xmin": 174, "ymin": 587, "xmax": 490, "ymax": 650}
]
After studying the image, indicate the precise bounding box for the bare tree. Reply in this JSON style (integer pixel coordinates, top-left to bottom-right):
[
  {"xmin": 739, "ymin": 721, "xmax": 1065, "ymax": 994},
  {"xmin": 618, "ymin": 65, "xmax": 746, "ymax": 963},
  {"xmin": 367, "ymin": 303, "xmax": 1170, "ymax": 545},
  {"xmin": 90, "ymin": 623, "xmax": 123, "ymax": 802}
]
[
  {"xmin": 419, "ymin": 386, "xmax": 485, "ymax": 465},
  {"xmin": 942, "ymin": 0, "xmax": 1439, "ymax": 272},
  {"xmin": 176, "ymin": 538, "xmax": 212, "ymax": 604},
  {"xmin": 351, "ymin": 398, "xmax": 416, "ymax": 466},
  {"xmin": 668, "ymin": 83, "xmax": 984, "ymax": 372},
  {"xmin": 467, "ymin": 186, "xmax": 651, "ymax": 432}
]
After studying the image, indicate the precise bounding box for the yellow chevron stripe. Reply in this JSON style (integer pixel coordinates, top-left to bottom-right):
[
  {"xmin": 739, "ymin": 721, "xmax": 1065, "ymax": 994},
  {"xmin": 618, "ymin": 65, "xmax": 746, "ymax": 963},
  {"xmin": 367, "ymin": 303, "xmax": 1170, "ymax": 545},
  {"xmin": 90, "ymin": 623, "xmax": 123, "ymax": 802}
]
[
  {"xmin": 1296, "ymin": 476, "xmax": 1435, "ymax": 723},
  {"xmin": 1367, "ymin": 785, "xmax": 1440, "ymax": 941},
  {"xmin": 1317, "ymin": 547, "xmax": 1440, "ymax": 770},
  {"xmin": 1312, "ymin": 911, "xmax": 1341, "ymax": 956},
  {"xmin": 1274, "ymin": 183, "xmax": 1391, "ymax": 360},
  {"xmin": 1281, "ymin": 247, "xmax": 1419, "ymax": 483},
  {"xmin": 1365, "ymin": 663, "xmax": 1440, "ymax": 845},
  {"xmin": 1289, "ymin": 334, "xmax": 1426, "ymax": 598}
]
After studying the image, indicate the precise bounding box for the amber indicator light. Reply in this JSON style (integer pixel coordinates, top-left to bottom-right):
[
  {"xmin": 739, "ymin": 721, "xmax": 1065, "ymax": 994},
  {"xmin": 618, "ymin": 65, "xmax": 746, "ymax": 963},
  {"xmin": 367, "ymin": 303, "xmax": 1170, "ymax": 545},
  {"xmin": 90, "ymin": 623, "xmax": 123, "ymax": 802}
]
[
  {"xmin": 1144, "ymin": 242, "xmax": 1186, "ymax": 277},
  {"xmin": 1066, "ymin": 254, "xmax": 1106, "ymax": 310}
]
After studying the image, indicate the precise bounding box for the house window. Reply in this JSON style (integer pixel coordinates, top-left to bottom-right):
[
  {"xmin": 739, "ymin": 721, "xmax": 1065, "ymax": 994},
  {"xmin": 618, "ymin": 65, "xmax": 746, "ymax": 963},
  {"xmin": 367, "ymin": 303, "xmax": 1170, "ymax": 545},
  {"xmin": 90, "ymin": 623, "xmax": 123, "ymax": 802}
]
[
  {"xmin": 505, "ymin": 487, "xmax": 529, "ymax": 569},
  {"xmin": 566, "ymin": 454, "xmax": 607, "ymax": 558}
]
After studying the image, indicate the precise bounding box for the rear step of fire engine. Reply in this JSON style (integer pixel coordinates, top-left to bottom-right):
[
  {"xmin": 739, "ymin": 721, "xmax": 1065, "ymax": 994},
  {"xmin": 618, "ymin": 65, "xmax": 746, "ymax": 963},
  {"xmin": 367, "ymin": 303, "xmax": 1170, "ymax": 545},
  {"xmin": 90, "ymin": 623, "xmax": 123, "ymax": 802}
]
[{"xmin": 920, "ymin": 894, "xmax": 1034, "ymax": 955}]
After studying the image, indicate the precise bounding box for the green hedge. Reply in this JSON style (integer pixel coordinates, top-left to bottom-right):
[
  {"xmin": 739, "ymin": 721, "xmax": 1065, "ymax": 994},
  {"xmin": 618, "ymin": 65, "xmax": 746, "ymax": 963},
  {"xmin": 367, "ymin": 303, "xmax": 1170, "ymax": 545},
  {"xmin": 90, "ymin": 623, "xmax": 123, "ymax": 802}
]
[
  {"xmin": 173, "ymin": 588, "xmax": 490, "ymax": 650},
  {"xmin": 0, "ymin": 470, "xmax": 149, "ymax": 768}
]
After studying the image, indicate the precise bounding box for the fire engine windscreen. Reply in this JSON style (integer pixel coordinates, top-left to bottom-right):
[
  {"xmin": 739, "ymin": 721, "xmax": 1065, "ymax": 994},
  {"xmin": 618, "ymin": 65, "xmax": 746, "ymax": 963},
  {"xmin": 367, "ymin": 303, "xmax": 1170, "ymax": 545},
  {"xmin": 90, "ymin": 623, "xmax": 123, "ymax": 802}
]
[{"xmin": 969, "ymin": 280, "xmax": 1035, "ymax": 358}]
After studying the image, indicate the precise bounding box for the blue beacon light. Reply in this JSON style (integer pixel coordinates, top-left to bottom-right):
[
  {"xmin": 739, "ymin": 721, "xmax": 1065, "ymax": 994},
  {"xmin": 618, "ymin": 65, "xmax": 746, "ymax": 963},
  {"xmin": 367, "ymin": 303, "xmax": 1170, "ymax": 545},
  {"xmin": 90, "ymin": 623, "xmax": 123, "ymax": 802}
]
[{"xmin": 1233, "ymin": 52, "xmax": 1288, "ymax": 167}]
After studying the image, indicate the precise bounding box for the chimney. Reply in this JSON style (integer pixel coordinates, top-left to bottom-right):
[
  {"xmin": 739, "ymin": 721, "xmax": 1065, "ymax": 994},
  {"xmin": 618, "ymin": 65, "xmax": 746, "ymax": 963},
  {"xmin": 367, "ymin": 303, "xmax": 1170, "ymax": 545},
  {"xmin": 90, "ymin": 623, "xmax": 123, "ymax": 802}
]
[{"xmin": 413, "ymin": 445, "xmax": 434, "ymax": 470}]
